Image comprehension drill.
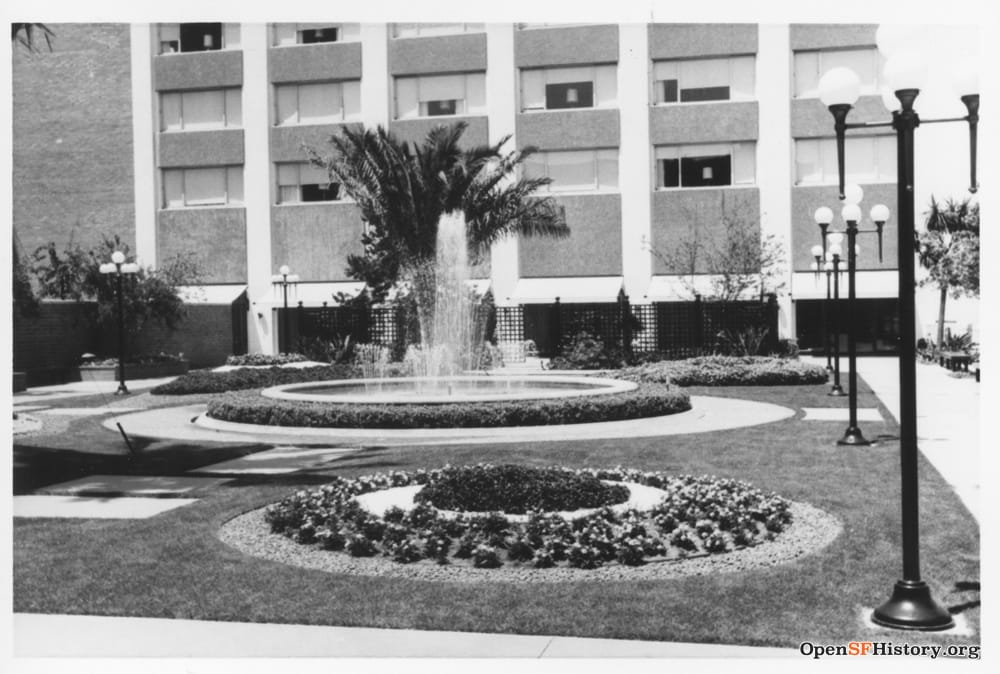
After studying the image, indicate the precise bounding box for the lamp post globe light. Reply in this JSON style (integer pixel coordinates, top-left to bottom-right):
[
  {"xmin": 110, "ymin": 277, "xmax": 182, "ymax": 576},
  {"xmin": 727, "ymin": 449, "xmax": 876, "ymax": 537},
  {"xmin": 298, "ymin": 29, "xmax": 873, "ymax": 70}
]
[
  {"xmin": 817, "ymin": 24, "xmax": 979, "ymax": 631},
  {"xmin": 271, "ymin": 265, "xmax": 300, "ymax": 354},
  {"xmin": 98, "ymin": 251, "xmax": 140, "ymax": 395}
]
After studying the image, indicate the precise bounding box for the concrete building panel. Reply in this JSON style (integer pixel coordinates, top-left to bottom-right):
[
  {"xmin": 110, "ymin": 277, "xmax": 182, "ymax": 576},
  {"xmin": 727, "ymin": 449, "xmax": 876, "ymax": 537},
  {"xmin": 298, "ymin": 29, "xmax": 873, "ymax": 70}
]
[
  {"xmin": 515, "ymin": 109, "xmax": 620, "ymax": 150},
  {"xmin": 389, "ymin": 33, "xmax": 487, "ymax": 75},
  {"xmin": 157, "ymin": 208, "xmax": 247, "ymax": 282},
  {"xmin": 650, "ymin": 102, "xmax": 758, "ymax": 145},
  {"xmin": 650, "ymin": 188, "xmax": 761, "ymax": 275},
  {"xmin": 790, "ymin": 24, "xmax": 876, "ymax": 50},
  {"xmin": 389, "ymin": 116, "xmax": 490, "ymax": 148},
  {"xmin": 791, "ymin": 96, "xmax": 892, "ymax": 138},
  {"xmin": 791, "ymin": 183, "xmax": 898, "ymax": 272},
  {"xmin": 153, "ymin": 50, "xmax": 243, "ymax": 91},
  {"xmin": 649, "ymin": 24, "xmax": 757, "ymax": 59},
  {"xmin": 270, "ymin": 123, "xmax": 361, "ymax": 163},
  {"xmin": 515, "ymin": 25, "xmax": 618, "ymax": 68},
  {"xmin": 269, "ymin": 42, "xmax": 363, "ymax": 83},
  {"xmin": 270, "ymin": 204, "xmax": 366, "ymax": 282},
  {"xmin": 158, "ymin": 129, "xmax": 244, "ymax": 167},
  {"xmin": 12, "ymin": 23, "xmax": 135, "ymax": 257},
  {"xmin": 519, "ymin": 194, "xmax": 622, "ymax": 277}
]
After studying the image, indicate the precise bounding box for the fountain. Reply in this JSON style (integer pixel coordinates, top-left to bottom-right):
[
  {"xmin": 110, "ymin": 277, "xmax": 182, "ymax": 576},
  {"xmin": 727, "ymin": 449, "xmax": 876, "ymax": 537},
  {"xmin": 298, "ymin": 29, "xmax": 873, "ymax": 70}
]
[{"xmin": 210, "ymin": 211, "xmax": 668, "ymax": 426}]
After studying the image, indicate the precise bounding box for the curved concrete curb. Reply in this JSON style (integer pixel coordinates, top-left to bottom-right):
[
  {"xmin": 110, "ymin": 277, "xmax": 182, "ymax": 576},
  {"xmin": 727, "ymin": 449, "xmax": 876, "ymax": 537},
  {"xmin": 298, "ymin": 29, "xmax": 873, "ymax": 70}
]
[{"xmin": 105, "ymin": 396, "xmax": 795, "ymax": 446}]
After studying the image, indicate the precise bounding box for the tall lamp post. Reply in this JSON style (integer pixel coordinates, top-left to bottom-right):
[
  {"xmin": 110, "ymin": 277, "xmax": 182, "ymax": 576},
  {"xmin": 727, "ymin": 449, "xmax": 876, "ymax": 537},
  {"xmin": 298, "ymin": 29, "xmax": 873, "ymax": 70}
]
[
  {"xmin": 814, "ymin": 191, "xmax": 891, "ymax": 445},
  {"xmin": 271, "ymin": 265, "xmax": 300, "ymax": 353},
  {"xmin": 99, "ymin": 251, "xmax": 140, "ymax": 395},
  {"xmin": 817, "ymin": 25, "xmax": 978, "ymax": 631},
  {"xmin": 812, "ymin": 236, "xmax": 845, "ymax": 396}
]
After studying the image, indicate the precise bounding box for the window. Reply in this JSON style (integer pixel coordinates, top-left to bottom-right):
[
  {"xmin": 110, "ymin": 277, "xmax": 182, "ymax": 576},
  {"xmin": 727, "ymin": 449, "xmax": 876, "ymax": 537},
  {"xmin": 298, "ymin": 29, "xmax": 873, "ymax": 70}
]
[
  {"xmin": 272, "ymin": 23, "xmax": 361, "ymax": 46},
  {"xmin": 393, "ymin": 23, "xmax": 485, "ymax": 38},
  {"xmin": 520, "ymin": 65, "xmax": 617, "ymax": 111},
  {"xmin": 394, "ymin": 73, "xmax": 486, "ymax": 120},
  {"xmin": 161, "ymin": 89, "xmax": 241, "ymax": 131},
  {"xmin": 655, "ymin": 143, "xmax": 756, "ymax": 189},
  {"xmin": 522, "ymin": 149, "xmax": 619, "ymax": 192},
  {"xmin": 159, "ymin": 23, "xmax": 240, "ymax": 54},
  {"xmin": 277, "ymin": 164, "xmax": 340, "ymax": 203},
  {"xmin": 163, "ymin": 167, "xmax": 243, "ymax": 207},
  {"xmin": 795, "ymin": 136, "xmax": 896, "ymax": 185},
  {"xmin": 275, "ymin": 81, "xmax": 361, "ymax": 125},
  {"xmin": 794, "ymin": 48, "xmax": 884, "ymax": 98},
  {"xmin": 652, "ymin": 56, "xmax": 755, "ymax": 104}
]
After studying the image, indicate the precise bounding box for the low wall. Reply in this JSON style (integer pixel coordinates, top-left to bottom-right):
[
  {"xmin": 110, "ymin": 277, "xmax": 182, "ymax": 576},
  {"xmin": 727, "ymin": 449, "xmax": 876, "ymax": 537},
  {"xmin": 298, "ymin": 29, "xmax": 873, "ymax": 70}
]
[
  {"xmin": 100, "ymin": 304, "xmax": 237, "ymax": 370},
  {"xmin": 13, "ymin": 300, "xmax": 99, "ymax": 387}
]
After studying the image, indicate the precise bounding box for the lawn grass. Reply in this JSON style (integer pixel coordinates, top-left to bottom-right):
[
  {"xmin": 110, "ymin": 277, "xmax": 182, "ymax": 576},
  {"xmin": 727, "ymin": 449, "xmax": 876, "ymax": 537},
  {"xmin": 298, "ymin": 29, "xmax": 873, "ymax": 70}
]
[{"xmin": 12, "ymin": 377, "xmax": 979, "ymax": 647}]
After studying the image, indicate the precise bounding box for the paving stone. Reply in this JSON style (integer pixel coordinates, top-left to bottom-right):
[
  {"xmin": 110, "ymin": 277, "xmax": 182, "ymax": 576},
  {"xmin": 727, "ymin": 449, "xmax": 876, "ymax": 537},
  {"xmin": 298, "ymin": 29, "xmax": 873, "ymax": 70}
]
[
  {"xmin": 189, "ymin": 445, "xmax": 361, "ymax": 475},
  {"xmin": 13, "ymin": 495, "xmax": 199, "ymax": 519},
  {"xmin": 35, "ymin": 475, "xmax": 232, "ymax": 498},
  {"xmin": 40, "ymin": 406, "xmax": 143, "ymax": 416},
  {"xmin": 801, "ymin": 407, "xmax": 884, "ymax": 422}
]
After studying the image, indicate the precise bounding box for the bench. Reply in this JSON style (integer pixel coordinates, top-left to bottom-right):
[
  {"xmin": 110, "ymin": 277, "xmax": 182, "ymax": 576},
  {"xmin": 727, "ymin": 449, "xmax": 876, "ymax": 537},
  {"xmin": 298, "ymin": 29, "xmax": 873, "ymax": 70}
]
[{"xmin": 939, "ymin": 351, "xmax": 972, "ymax": 372}]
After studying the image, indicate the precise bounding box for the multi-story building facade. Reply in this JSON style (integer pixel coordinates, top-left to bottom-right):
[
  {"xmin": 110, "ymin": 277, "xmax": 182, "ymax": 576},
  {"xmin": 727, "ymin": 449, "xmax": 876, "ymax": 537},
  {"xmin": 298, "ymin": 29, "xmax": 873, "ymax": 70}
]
[{"xmin": 15, "ymin": 22, "xmax": 903, "ymax": 360}]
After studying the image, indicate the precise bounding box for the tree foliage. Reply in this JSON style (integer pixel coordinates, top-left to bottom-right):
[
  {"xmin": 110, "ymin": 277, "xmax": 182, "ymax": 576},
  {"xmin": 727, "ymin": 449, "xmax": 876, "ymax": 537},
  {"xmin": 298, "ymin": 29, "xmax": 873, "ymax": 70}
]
[
  {"xmin": 12, "ymin": 23, "xmax": 54, "ymax": 52},
  {"xmin": 29, "ymin": 234, "xmax": 202, "ymax": 352},
  {"xmin": 916, "ymin": 196, "xmax": 979, "ymax": 298},
  {"xmin": 307, "ymin": 122, "xmax": 569, "ymax": 324}
]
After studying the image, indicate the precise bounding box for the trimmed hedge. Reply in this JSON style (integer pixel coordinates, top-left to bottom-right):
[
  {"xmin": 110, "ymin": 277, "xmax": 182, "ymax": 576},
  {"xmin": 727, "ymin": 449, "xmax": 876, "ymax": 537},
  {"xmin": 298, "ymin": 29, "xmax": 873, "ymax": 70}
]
[
  {"xmin": 615, "ymin": 356, "xmax": 828, "ymax": 387},
  {"xmin": 225, "ymin": 353, "xmax": 308, "ymax": 367},
  {"xmin": 151, "ymin": 364, "xmax": 359, "ymax": 395},
  {"xmin": 414, "ymin": 464, "xmax": 630, "ymax": 514},
  {"xmin": 264, "ymin": 465, "xmax": 793, "ymax": 569},
  {"xmin": 206, "ymin": 382, "xmax": 690, "ymax": 429}
]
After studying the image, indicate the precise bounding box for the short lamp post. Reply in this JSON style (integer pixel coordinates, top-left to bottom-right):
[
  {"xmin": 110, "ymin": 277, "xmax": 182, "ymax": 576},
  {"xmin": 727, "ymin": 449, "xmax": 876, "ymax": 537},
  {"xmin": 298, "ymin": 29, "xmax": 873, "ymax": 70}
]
[
  {"xmin": 271, "ymin": 265, "xmax": 300, "ymax": 353},
  {"xmin": 811, "ymin": 239, "xmax": 844, "ymax": 395},
  {"xmin": 99, "ymin": 251, "xmax": 140, "ymax": 395},
  {"xmin": 817, "ymin": 25, "xmax": 979, "ymax": 631}
]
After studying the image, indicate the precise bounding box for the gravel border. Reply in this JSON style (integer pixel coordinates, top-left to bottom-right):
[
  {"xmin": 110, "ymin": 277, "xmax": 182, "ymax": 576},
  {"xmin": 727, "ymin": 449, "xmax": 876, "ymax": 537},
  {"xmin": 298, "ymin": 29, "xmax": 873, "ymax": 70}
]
[{"xmin": 219, "ymin": 501, "xmax": 842, "ymax": 584}]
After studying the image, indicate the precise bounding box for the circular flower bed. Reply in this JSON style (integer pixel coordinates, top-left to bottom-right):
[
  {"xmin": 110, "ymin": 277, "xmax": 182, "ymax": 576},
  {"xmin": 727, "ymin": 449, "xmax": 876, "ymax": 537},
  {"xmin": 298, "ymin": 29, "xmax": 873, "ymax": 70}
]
[
  {"xmin": 263, "ymin": 464, "xmax": 793, "ymax": 570},
  {"xmin": 207, "ymin": 382, "xmax": 689, "ymax": 429}
]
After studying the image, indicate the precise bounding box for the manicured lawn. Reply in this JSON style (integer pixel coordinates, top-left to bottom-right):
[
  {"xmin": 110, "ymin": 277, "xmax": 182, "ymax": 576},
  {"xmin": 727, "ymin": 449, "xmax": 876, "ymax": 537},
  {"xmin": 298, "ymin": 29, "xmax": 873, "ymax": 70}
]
[{"xmin": 12, "ymin": 378, "xmax": 979, "ymax": 647}]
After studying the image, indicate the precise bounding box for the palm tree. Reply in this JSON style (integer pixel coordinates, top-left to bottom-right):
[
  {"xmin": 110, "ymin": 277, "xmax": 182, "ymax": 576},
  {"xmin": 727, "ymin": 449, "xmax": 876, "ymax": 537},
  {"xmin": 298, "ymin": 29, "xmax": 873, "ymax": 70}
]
[
  {"xmin": 916, "ymin": 196, "xmax": 980, "ymax": 348},
  {"xmin": 12, "ymin": 23, "xmax": 54, "ymax": 52},
  {"xmin": 310, "ymin": 122, "xmax": 568, "ymax": 342}
]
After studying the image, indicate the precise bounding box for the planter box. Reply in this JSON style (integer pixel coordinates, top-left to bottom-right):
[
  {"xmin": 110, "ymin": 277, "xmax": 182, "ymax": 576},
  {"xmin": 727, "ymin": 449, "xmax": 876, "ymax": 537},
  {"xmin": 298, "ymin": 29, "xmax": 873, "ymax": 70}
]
[{"xmin": 77, "ymin": 360, "xmax": 190, "ymax": 382}]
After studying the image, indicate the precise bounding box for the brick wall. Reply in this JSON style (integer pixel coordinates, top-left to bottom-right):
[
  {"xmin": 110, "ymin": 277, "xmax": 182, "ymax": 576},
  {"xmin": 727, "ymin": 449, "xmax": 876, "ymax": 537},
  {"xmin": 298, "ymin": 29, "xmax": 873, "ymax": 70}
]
[
  {"xmin": 99, "ymin": 305, "xmax": 238, "ymax": 369},
  {"xmin": 12, "ymin": 301, "xmax": 100, "ymax": 386},
  {"xmin": 12, "ymin": 24, "xmax": 135, "ymax": 257}
]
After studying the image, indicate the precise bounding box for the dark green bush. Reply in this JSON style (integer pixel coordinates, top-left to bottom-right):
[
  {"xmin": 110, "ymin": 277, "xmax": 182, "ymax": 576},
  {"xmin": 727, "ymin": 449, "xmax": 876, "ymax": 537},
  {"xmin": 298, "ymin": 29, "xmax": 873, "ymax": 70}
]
[
  {"xmin": 549, "ymin": 331, "xmax": 629, "ymax": 370},
  {"xmin": 414, "ymin": 464, "xmax": 629, "ymax": 514},
  {"xmin": 205, "ymin": 382, "xmax": 690, "ymax": 428},
  {"xmin": 616, "ymin": 356, "xmax": 827, "ymax": 387},
  {"xmin": 151, "ymin": 363, "xmax": 359, "ymax": 395}
]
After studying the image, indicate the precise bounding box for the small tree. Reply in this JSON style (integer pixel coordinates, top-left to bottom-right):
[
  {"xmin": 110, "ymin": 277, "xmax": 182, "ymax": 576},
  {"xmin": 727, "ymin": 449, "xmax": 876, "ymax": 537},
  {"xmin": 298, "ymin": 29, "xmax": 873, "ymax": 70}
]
[
  {"xmin": 30, "ymin": 234, "xmax": 202, "ymax": 355},
  {"xmin": 12, "ymin": 231, "xmax": 39, "ymax": 316},
  {"xmin": 916, "ymin": 197, "xmax": 979, "ymax": 348},
  {"xmin": 646, "ymin": 192, "xmax": 785, "ymax": 302}
]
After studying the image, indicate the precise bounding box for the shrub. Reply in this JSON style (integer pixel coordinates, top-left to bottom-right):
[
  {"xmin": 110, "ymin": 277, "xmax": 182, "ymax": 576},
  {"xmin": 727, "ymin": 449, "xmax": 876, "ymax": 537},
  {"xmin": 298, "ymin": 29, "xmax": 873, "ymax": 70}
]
[
  {"xmin": 225, "ymin": 353, "xmax": 308, "ymax": 367},
  {"xmin": 299, "ymin": 335, "xmax": 355, "ymax": 365},
  {"xmin": 549, "ymin": 331, "xmax": 628, "ymax": 370},
  {"xmin": 616, "ymin": 356, "xmax": 828, "ymax": 387},
  {"xmin": 261, "ymin": 465, "xmax": 793, "ymax": 570},
  {"xmin": 205, "ymin": 381, "xmax": 690, "ymax": 428},
  {"xmin": 414, "ymin": 464, "xmax": 629, "ymax": 515},
  {"xmin": 151, "ymin": 363, "xmax": 359, "ymax": 395}
]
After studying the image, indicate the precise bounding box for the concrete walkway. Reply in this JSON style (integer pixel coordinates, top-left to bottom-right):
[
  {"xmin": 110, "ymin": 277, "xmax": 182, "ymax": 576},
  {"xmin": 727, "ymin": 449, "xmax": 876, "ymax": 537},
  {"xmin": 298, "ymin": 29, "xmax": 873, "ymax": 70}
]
[
  {"xmin": 12, "ymin": 613, "xmax": 797, "ymax": 658},
  {"xmin": 853, "ymin": 357, "xmax": 981, "ymax": 522}
]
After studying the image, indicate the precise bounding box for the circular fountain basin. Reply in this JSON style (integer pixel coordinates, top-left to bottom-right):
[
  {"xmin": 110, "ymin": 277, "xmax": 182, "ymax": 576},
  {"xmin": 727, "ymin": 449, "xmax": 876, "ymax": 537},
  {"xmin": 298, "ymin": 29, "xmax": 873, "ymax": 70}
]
[{"xmin": 260, "ymin": 375, "xmax": 637, "ymax": 405}]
